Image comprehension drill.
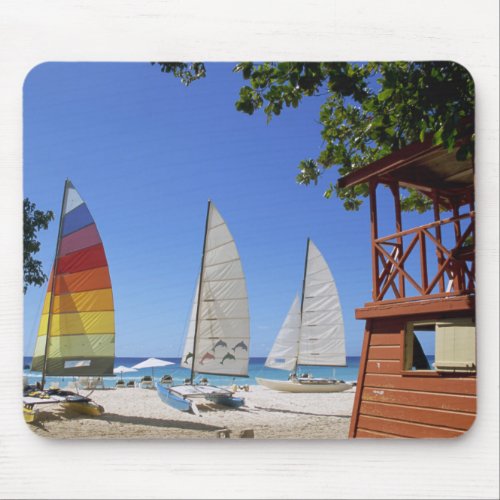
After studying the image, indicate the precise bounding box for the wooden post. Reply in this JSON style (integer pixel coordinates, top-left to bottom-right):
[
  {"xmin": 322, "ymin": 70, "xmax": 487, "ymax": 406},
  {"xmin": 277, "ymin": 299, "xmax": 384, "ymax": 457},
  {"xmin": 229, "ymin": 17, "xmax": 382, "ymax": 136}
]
[
  {"xmin": 452, "ymin": 200, "xmax": 463, "ymax": 291},
  {"xmin": 419, "ymin": 229, "xmax": 428, "ymax": 292},
  {"xmin": 369, "ymin": 180, "xmax": 379, "ymax": 301},
  {"xmin": 432, "ymin": 190, "xmax": 445, "ymax": 293},
  {"xmin": 390, "ymin": 182, "xmax": 405, "ymax": 298}
]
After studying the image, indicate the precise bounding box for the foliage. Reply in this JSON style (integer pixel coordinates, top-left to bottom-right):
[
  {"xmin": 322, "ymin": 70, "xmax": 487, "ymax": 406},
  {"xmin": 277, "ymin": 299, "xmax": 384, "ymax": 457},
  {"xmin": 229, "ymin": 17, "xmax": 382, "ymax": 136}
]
[
  {"xmin": 24, "ymin": 198, "xmax": 54, "ymax": 293},
  {"xmin": 151, "ymin": 62, "xmax": 206, "ymax": 86},
  {"xmin": 154, "ymin": 61, "xmax": 474, "ymax": 212}
]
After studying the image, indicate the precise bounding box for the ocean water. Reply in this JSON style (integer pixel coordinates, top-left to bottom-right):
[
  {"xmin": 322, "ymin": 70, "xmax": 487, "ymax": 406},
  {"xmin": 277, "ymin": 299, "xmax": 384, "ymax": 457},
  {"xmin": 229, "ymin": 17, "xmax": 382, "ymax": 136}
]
[{"xmin": 23, "ymin": 356, "xmax": 360, "ymax": 389}]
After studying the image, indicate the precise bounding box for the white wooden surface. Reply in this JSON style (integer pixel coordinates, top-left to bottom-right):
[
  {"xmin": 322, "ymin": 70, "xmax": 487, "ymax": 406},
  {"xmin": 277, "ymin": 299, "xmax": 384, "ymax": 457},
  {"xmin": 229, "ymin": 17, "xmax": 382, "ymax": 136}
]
[{"xmin": 0, "ymin": 1, "xmax": 498, "ymax": 498}]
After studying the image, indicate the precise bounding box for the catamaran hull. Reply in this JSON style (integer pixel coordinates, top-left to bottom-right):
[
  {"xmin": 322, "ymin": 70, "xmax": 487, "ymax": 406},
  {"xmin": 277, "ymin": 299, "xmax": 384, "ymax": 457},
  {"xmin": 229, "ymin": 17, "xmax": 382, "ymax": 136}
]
[
  {"xmin": 256, "ymin": 377, "xmax": 352, "ymax": 393},
  {"xmin": 206, "ymin": 394, "xmax": 245, "ymax": 408},
  {"xmin": 62, "ymin": 400, "xmax": 104, "ymax": 416},
  {"xmin": 157, "ymin": 384, "xmax": 191, "ymax": 412},
  {"xmin": 23, "ymin": 405, "xmax": 36, "ymax": 423},
  {"xmin": 157, "ymin": 383, "xmax": 245, "ymax": 413},
  {"xmin": 23, "ymin": 391, "xmax": 104, "ymax": 423}
]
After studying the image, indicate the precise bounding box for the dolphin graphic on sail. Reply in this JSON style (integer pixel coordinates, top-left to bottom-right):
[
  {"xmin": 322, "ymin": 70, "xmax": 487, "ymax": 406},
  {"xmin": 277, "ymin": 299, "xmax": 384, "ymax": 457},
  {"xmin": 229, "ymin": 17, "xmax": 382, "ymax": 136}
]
[
  {"xmin": 221, "ymin": 352, "xmax": 236, "ymax": 364},
  {"xmin": 184, "ymin": 352, "xmax": 193, "ymax": 364},
  {"xmin": 199, "ymin": 352, "xmax": 215, "ymax": 365},
  {"xmin": 212, "ymin": 339, "xmax": 228, "ymax": 351},
  {"xmin": 232, "ymin": 341, "xmax": 248, "ymax": 352}
]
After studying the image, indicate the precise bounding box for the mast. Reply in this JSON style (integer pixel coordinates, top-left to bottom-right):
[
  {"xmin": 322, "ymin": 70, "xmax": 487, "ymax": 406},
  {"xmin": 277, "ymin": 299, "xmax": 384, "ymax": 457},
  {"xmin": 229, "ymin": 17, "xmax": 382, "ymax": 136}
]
[
  {"xmin": 41, "ymin": 179, "xmax": 69, "ymax": 390},
  {"xmin": 294, "ymin": 237, "xmax": 310, "ymax": 376},
  {"xmin": 190, "ymin": 200, "xmax": 211, "ymax": 384}
]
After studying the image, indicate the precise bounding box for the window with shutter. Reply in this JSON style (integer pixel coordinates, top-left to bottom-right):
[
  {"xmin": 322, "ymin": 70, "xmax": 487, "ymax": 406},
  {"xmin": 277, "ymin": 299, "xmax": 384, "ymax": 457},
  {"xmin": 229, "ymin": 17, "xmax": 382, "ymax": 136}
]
[
  {"xmin": 403, "ymin": 317, "xmax": 476, "ymax": 374},
  {"xmin": 435, "ymin": 318, "xmax": 476, "ymax": 373}
]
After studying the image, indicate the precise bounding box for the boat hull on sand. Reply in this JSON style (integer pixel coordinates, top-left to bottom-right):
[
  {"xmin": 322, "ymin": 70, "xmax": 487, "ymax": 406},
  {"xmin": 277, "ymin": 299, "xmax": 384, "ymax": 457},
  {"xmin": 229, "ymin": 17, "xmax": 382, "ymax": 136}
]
[
  {"xmin": 256, "ymin": 377, "xmax": 352, "ymax": 393},
  {"xmin": 157, "ymin": 383, "xmax": 244, "ymax": 413},
  {"xmin": 62, "ymin": 399, "xmax": 104, "ymax": 416},
  {"xmin": 23, "ymin": 390, "xmax": 104, "ymax": 423}
]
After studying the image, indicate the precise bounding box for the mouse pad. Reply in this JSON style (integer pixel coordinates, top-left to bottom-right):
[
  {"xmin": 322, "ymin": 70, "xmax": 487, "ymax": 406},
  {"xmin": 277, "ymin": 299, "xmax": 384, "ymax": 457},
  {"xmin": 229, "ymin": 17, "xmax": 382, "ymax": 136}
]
[{"xmin": 23, "ymin": 61, "xmax": 476, "ymax": 438}]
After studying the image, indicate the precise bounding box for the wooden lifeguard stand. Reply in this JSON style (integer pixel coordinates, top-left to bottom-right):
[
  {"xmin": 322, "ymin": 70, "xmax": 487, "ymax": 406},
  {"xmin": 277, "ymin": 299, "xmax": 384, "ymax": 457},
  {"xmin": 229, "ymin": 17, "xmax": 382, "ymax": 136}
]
[{"xmin": 338, "ymin": 136, "xmax": 476, "ymax": 438}]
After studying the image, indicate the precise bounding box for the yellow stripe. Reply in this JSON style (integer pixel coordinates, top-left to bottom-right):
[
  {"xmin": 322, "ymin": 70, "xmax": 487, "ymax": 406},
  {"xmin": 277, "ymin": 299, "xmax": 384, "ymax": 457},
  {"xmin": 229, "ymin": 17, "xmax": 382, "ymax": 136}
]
[
  {"xmin": 37, "ymin": 314, "xmax": 49, "ymax": 337},
  {"xmin": 42, "ymin": 289, "xmax": 113, "ymax": 314},
  {"xmin": 37, "ymin": 311, "xmax": 115, "ymax": 336},
  {"xmin": 33, "ymin": 334, "xmax": 47, "ymax": 359},
  {"xmin": 41, "ymin": 292, "xmax": 51, "ymax": 316},
  {"xmin": 47, "ymin": 333, "xmax": 115, "ymax": 358}
]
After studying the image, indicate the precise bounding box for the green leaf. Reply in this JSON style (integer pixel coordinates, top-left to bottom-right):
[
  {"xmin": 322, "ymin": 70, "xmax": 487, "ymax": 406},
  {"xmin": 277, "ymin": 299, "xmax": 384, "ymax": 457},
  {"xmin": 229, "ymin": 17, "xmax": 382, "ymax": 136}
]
[{"xmin": 378, "ymin": 88, "xmax": 394, "ymax": 101}]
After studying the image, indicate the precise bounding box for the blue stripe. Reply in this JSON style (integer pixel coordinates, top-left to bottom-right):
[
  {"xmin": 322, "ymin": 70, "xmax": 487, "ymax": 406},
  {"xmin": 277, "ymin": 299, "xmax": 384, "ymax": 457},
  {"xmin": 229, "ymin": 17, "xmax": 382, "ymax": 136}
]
[{"xmin": 62, "ymin": 203, "xmax": 94, "ymax": 237}]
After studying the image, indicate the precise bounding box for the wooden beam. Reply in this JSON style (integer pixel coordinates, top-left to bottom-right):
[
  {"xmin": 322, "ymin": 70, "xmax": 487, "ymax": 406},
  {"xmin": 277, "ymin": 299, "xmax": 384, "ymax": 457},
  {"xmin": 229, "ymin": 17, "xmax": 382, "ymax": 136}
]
[
  {"xmin": 337, "ymin": 136, "xmax": 437, "ymax": 188},
  {"xmin": 377, "ymin": 247, "xmax": 401, "ymax": 299},
  {"xmin": 376, "ymin": 235, "xmax": 421, "ymax": 298},
  {"xmin": 390, "ymin": 182, "xmax": 405, "ymax": 297},
  {"xmin": 369, "ymin": 180, "xmax": 379, "ymax": 301},
  {"xmin": 349, "ymin": 320, "xmax": 372, "ymax": 439},
  {"xmin": 375, "ymin": 212, "xmax": 474, "ymax": 244},
  {"xmin": 432, "ymin": 190, "xmax": 445, "ymax": 293},
  {"xmin": 452, "ymin": 201, "xmax": 464, "ymax": 291},
  {"xmin": 355, "ymin": 295, "xmax": 474, "ymax": 319}
]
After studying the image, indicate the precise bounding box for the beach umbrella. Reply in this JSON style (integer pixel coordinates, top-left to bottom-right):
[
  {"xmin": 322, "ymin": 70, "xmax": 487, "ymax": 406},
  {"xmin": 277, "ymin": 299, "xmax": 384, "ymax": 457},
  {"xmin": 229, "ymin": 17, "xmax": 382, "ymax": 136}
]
[
  {"xmin": 113, "ymin": 365, "xmax": 137, "ymax": 380},
  {"xmin": 132, "ymin": 358, "xmax": 175, "ymax": 381}
]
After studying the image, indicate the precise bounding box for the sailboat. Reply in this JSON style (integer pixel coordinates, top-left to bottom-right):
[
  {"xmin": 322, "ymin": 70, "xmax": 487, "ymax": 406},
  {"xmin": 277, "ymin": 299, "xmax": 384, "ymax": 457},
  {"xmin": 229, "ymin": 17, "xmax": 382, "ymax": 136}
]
[
  {"xmin": 157, "ymin": 201, "xmax": 250, "ymax": 413},
  {"xmin": 256, "ymin": 239, "xmax": 352, "ymax": 393},
  {"xmin": 24, "ymin": 180, "xmax": 115, "ymax": 422}
]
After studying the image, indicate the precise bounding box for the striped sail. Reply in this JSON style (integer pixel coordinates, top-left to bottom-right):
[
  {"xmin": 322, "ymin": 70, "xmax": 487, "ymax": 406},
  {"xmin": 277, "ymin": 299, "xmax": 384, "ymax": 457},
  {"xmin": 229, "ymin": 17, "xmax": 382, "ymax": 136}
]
[
  {"xmin": 297, "ymin": 240, "xmax": 346, "ymax": 367},
  {"xmin": 31, "ymin": 180, "xmax": 115, "ymax": 376},
  {"xmin": 265, "ymin": 295, "xmax": 301, "ymax": 371},
  {"xmin": 181, "ymin": 202, "xmax": 250, "ymax": 377}
]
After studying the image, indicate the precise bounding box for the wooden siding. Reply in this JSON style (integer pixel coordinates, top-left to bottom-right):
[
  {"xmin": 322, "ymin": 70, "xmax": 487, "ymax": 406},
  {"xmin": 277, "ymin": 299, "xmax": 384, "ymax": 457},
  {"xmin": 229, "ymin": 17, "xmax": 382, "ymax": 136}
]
[{"xmin": 349, "ymin": 315, "xmax": 476, "ymax": 439}]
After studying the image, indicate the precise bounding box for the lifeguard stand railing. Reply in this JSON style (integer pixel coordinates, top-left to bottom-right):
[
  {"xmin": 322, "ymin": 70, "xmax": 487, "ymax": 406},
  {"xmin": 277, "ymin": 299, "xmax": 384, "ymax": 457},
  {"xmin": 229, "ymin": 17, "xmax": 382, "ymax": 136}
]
[{"xmin": 338, "ymin": 138, "xmax": 475, "ymax": 306}]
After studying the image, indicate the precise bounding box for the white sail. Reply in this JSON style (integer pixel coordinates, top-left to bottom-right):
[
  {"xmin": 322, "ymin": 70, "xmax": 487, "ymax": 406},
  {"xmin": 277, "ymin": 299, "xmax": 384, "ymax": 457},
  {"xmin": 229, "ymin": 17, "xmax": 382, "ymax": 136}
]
[
  {"xmin": 186, "ymin": 202, "xmax": 250, "ymax": 377},
  {"xmin": 265, "ymin": 295, "xmax": 301, "ymax": 371},
  {"xmin": 181, "ymin": 277, "xmax": 199, "ymax": 369},
  {"xmin": 297, "ymin": 240, "xmax": 346, "ymax": 367}
]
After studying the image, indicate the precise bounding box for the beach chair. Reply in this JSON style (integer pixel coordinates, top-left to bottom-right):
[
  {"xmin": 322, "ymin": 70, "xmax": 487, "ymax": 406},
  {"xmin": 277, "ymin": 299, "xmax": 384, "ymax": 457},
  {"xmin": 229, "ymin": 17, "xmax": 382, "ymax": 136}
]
[
  {"xmin": 126, "ymin": 379, "xmax": 136, "ymax": 388},
  {"xmin": 116, "ymin": 379, "xmax": 126, "ymax": 388},
  {"xmin": 139, "ymin": 375, "xmax": 154, "ymax": 389},
  {"xmin": 159, "ymin": 375, "xmax": 173, "ymax": 386}
]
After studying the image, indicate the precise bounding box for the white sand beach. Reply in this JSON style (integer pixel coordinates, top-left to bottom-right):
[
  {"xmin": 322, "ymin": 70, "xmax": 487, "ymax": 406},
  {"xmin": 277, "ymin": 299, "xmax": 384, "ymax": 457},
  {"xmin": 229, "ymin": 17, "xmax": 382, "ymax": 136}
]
[{"xmin": 28, "ymin": 385, "xmax": 356, "ymax": 439}]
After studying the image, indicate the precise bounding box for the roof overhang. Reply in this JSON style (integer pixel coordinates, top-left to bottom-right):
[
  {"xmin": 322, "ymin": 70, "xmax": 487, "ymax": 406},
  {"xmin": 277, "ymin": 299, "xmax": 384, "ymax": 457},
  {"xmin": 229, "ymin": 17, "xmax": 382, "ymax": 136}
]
[{"xmin": 337, "ymin": 137, "xmax": 474, "ymax": 206}]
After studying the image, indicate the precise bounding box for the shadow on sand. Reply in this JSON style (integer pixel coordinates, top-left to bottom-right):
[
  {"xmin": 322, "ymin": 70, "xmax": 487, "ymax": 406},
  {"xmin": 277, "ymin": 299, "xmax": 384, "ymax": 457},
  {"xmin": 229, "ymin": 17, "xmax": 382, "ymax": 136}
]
[
  {"xmin": 252, "ymin": 405, "xmax": 351, "ymax": 418},
  {"xmin": 96, "ymin": 413, "xmax": 224, "ymax": 432}
]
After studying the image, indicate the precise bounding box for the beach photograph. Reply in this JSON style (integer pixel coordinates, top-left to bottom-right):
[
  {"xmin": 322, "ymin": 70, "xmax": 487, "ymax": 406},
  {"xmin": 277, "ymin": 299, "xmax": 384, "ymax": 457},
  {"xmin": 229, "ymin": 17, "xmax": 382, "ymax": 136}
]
[
  {"xmin": 2, "ymin": 1, "xmax": 497, "ymax": 498},
  {"xmin": 23, "ymin": 61, "xmax": 477, "ymax": 439}
]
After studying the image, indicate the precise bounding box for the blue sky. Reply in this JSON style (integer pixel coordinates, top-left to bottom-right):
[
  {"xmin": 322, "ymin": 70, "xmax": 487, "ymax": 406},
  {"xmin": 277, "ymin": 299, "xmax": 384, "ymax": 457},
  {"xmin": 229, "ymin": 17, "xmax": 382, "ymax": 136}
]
[{"xmin": 23, "ymin": 62, "xmax": 434, "ymax": 357}]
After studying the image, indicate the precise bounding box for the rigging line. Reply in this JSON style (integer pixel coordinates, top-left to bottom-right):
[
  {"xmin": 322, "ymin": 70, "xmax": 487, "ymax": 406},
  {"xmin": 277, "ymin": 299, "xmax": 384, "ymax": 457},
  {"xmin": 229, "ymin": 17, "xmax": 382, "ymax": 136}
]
[
  {"xmin": 306, "ymin": 268, "xmax": 331, "ymax": 277},
  {"xmin": 207, "ymin": 221, "xmax": 226, "ymax": 231},
  {"xmin": 205, "ymin": 239, "xmax": 235, "ymax": 253},
  {"xmin": 201, "ymin": 296, "xmax": 248, "ymax": 302},
  {"xmin": 201, "ymin": 317, "xmax": 249, "ymax": 321},
  {"xmin": 202, "ymin": 277, "xmax": 245, "ymax": 283},
  {"xmin": 204, "ymin": 257, "xmax": 240, "ymax": 268}
]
